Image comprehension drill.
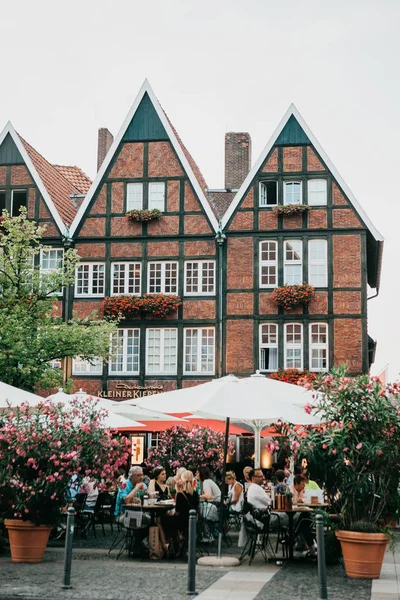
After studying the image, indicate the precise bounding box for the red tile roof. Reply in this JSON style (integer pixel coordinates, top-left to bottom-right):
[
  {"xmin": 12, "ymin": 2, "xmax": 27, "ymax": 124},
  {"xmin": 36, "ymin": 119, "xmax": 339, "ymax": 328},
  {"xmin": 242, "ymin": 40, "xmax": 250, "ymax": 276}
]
[
  {"xmin": 53, "ymin": 165, "xmax": 92, "ymax": 195},
  {"xmin": 19, "ymin": 136, "xmax": 79, "ymax": 227}
]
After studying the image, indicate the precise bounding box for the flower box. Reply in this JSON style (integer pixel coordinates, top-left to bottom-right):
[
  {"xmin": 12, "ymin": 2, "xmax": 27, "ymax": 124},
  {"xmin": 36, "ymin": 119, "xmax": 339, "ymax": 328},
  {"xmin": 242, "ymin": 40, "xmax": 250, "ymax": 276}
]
[
  {"xmin": 271, "ymin": 283, "xmax": 314, "ymax": 310},
  {"xmin": 102, "ymin": 294, "xmax": 182, "ymax": 320},
  {"xmin": 277, "ymin": 204, "xmax": 309, "ymax": 216},
  {"xmin": 126, "ymin": 209, "xmax": 162, "ymax": 222}
]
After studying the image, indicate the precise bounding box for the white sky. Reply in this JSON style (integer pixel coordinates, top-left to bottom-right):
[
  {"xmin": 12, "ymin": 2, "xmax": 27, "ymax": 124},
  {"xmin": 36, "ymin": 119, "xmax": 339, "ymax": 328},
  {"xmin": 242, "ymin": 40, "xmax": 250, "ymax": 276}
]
[{"xmin": 1, "ymin": 0, "xmax": 399, "ymax": 378}]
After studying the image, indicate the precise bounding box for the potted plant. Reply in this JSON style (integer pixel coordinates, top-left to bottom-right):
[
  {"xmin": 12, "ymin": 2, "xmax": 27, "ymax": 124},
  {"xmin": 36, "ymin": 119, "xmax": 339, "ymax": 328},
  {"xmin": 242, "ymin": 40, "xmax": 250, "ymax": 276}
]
[
  {"xmin": 0, "ymin": 397, "xmax": 130, "ymax": 562},
  {"xmin": 294, "ymin": 366, "xmax": 400, "ymax": 578},
  {"xmin": 271, "ymin": 283, "xmax": 315, "ymax": 310},
  {"xmin": 102, "ymin": 293, "xmax": 182, "ymax": 320},
  {"xmin": 126, "ymin": 208, "xmax": 162, "ymax": 222},
  {"xmin": 277, "ymin": 204, "xmax": 309, "ymax": 216}
]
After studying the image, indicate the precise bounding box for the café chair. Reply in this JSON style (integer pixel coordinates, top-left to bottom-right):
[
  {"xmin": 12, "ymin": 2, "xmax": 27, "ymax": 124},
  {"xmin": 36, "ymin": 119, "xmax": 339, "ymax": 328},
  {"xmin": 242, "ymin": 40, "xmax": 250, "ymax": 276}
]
[{"xmin": 240, "ymin": 506, "xmax": 276, "ymax": 565}]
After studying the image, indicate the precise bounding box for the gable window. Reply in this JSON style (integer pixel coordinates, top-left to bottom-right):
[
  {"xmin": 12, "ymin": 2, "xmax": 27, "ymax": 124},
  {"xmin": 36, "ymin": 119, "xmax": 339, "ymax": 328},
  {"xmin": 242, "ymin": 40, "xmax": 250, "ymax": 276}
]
[
  {"xmin": 148, "ymin": 182, "xmax": 165, "ymax": 212},
  {"xmin": 184, "ymin": 260, "xmax": 215, "ymax": 296},
  {"xmin": 259, "ymin": 181, "xmax": 278, "ymax": 207},
  {"xmin": 284, "ymin": 323, "xmax": 303, "ymax": 369},
  {"xmin": 0, "ymin": 191, "xmax": 5, "ymax": 212},
  {"xmin": 259, "ymin": 241, "xmax": 277, "ymax": 288},
  {"xmin": 109, "ymin": 328, "xmax": 140, "ymax": 374},
  {"xmin": 40, "ymin": 248, "xmax": 64, "ymax": 295},
  {"xmin": 148, "ymin": 261, "xmax": 178, "ymax": 294},
  {"xmin": 146, "ymin": 328, "xmax": 178, "ymax": 375},
  {"xmin": 308, "ymin": 179, "xmax": 327, "ymax": 206},
  {"xmin": 72, "ymin": 356, "xmax": 103, "ymax": 375},
  {"xmin": 309, "ymin": 323, "xmax": 328, "ymax": 371},
  {"xmin": 284, "ymin": 181, "xmax": 302, "ymax": 205},
  {"xmin": 111, "ymin": 262, "xmax": 141, "ymax": 296},
  {"xmin": 11, "ymin": 190, "xmax": 27, "ymax": 216},
  {"xmin": 126, "ymin": 183, "xmax": 143, "ymax": 211},
  {"xmin": 75, "ymin": 263, "xmax": 105, "ymax": 297},
  {"xmin": 184, "ymin": 327, "xmax": 215, "ymax": 374},
  {"xmin": 308, "ymin": 240, "xmax": 327, "ymax": 287},
  {"xmin": 284, "ymin": 240, "xmax": 302, "ymax": 285},
  {"xmin": 259, "ymin": 323, "xmax": 278, "ymax": 371}
]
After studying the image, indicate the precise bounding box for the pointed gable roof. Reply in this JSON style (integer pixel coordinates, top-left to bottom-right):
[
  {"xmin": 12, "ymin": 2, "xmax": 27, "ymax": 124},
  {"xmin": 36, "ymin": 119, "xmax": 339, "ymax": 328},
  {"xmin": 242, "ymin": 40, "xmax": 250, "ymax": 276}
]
[
  {"xmin": 70, "ymin": 80, "xmax": 218, "ymax": 236},
  {"xmin": 53, "ymin": 165, "xmax": 92, "ymax": 195},
  {"xmin": 0, "ymin": 122, "xmax": 77, "ymax": 233},
  {"xmin": 221, "ymin": 104, "xmax": 384, "ymax": 290}
]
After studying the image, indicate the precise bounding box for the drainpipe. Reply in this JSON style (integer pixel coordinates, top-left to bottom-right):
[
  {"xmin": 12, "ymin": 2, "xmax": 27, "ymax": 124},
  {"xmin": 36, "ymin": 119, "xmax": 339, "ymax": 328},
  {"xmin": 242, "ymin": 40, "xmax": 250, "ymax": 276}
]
[{"xmin": 215, "ymin": 222, "xmax": 226, "ymax": 378}]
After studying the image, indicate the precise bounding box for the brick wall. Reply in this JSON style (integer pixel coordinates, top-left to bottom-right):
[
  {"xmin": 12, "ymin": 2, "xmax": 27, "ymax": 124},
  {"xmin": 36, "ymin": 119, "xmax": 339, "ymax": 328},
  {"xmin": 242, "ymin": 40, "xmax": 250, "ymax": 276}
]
[
  {"xmin": 262, "ymin": 149, "xmax": 278, "ymax": 172},
  {"xmin": 225, "ymin": 132, "xmax": 251, "ymax": 189},
  {"xmin": 148, "ymin": 142, "xmax": 183, "ymax": 177},
  {"xmin": 227, "ymin": 293, "xmax": 253, "ymax": 315},
  {"xmin": 108, "ymin": 143, "xmax": 144, "ymax": 178},
  {"xmin": 307, "ymin": 147, "xmax": 325, "ymax": 171},
  {"xmin": 333, "ymin": 235, "xmax": 361, "ymax": 287},
  {"xmin": 226, "ymin": 320, "xmax": 254, "ymax": 372},
  {"xmin": 334, "ymin": 319, "xmax": 362, "ymax": 372},
  {"xmin": 283, "ymin": 147, "xmax": 302, "ymax": 172},
  {"xmin": 11, "ymin": 165, "xmax": 33, "ymax": 185},
  {"xmin": 97, "ymin": 128, "xmax": 113, "ymax": 171},
  {"xmin": 90, "ymin": 185, "xmax": 107, "ymax": 215},
  {"xmin": 227, "ymin": 238, "xmax": 253, "ymax": 289}
]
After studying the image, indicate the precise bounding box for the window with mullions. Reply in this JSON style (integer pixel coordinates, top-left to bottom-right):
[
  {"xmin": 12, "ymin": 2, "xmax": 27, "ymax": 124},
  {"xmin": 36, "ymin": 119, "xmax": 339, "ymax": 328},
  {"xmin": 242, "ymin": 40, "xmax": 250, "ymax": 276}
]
[
  {"xmin": 308, "ymin": 179, "xmax": 327, "ymax": 206},
  {"xmin": 72, "ymin": 356, "xmax": 103, "ymax": 375},
  {"xmin": 75, "ymin": 263, "xmax": 105, "ymax": 297},
  {"xmin": 184, "ymin": 327, "xmax": 215, "ymax": 374},
  {"xmin": 40, "ymin": 248, "xmax": 64, "ymax": 295},
  {"xmin": 259, "ymin": 323, "xmax": 278, "ymax": 371},
  {"xmin": 109, "ymin": 329, "xmax": 140, "ymax": 374},
  {"xmin": 150, "ymin": 433, "xmax": 160, "ymax": 448},
  {"xmin": 148, "ymin": 262, "xmax": 178, "ymax": 294},
  {"xmin": 126, "ymin": 183, "xmax": 143, "ymax": 211},
  {"xmin": 148, "ymin": 182, "xmax": 165, "ymax": 211},
  {"xmin": 309, "ymin": 323, "xmax": 328, "ymax": 372},
  {"xmin": 184, "ymin": 261, "xmax": 215, "ymax": 296},
  {"xmin": 146, "ymin": 328, "xmax": 178, "ymax": 375},
  {"xmin": 308, "ymin": 240, "xmax": 327, "ymax": 287},
  {"xmin": 111, "ymin": 263, "xmax": 141, "ymax": 296},
  {"xmin": 284, "ymin": 240, "xmax": 302, "ymax": 285},
  {"xmin": 259, "ymin": 181, "xmax": 278, "ymax": 207},
  {"xmin": 284, "ymin": 323, "xmax": 303, "ymax": 369},
  {"xmin": 259, "ymin": 241, "xmax": 277, "ymax": 288},
  {"xmin": 284, "ymin": 181, "xmax": 302, "ymax": 205}
]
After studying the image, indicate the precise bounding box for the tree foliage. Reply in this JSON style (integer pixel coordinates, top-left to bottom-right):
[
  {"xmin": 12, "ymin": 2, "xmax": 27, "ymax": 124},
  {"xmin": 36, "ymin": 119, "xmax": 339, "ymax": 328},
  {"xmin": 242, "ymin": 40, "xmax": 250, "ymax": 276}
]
[{"xmin": 0, "ymin": 210, "xmax": 116, "ymax": 391}]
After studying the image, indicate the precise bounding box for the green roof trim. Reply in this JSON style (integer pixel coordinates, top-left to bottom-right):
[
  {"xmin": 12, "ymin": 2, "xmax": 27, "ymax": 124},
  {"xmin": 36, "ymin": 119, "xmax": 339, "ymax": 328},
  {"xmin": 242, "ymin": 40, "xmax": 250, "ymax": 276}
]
[
  {"xmin": 0, "ymin": 132, "xmax": 24, "ymax": 165},
  {"xmin": 275, "ymin": 114, "xmax": 310, "ymax": 145},
  {"xmin": 122, "ymin": 93, "xmax": 169, "ymax": 142}
]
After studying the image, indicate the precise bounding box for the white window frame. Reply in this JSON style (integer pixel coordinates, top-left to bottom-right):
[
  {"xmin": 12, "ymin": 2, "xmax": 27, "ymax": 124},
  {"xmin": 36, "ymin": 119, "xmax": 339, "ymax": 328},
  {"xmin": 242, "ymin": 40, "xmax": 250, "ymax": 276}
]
[
  {"xmin": 259, "ymin": 323, "xmax": 278, "ymax": 372},
  {"xmin": 284, "ymin": 240, "xmax": 303, "ymax": 285},
  {"xmin": 184, "ymin": 327, "xmax": 215, "ymax": 375},
  {"xmin": 109, "ymin": 329, "xmax": 140, "ymax": 375},
  {"xmin": 126, "ymin": 183, "xmax": 143, "ymax": 211},
  {"xmin": 259, "ymin": 241, "xmax": 278, "ymax": 288},
  {"xmin": 75, "ymin": 263, "xmax": 105, "ymax": 297},
  {"xmin": 146, "ymin": 328, "xmax": 178, "ymax": 375},
  {"xmin": 284, "ymin": 181, "xmax": 302, "ymax": 205},
  {"xmin": 308, "ymin": 179, "xmax": 327, "ymax": 206},
  {"xmin": 284, "ymin": 323, "xmax": 303, "ymax": 370},
  {"xmin": 184, "ymin": 260, "xmax": 216, "ymax": 296},
  {"xmin": 40, "ymin": 248, "xmax": 64, "ymax": 295},
  {"xmin": 259, "ymin": 181, "xmax": 278, "ymax": 207},
  {"xmin": 11, "ymin": 189, "xmax": 27, "ymax": 217},
  {"xmin": 72, "ymin": 356, "xmax": 103, "ymax": 375},
  {"xmin": 147, "ymin": 261, "xmax": 178, "ymax": 294},
  {"xmin": 148, "ymin": 182, "xmax": 166, "ymax": 212},
  {"xmin": 111, "ymin": 262, "xmax": 142, "ymax": 296},
  {"xmin": 309, "ymin": 323, "xmax": 329, "ymax": 372},
  {"xmin": 308, "ymin": 240, "xmax": 328, "ymax": 288}
]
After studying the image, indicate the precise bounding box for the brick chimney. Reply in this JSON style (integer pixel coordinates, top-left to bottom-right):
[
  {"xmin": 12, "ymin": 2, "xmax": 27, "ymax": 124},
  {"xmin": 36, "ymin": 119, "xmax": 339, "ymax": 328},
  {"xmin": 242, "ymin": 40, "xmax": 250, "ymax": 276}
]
[
  {"xmin": 97, "ymin": 128, "xmax": 114, "ymax": 171},
  {"xmin": 224, "ymin": 132, "xmax": 251, "ymax": 190}
]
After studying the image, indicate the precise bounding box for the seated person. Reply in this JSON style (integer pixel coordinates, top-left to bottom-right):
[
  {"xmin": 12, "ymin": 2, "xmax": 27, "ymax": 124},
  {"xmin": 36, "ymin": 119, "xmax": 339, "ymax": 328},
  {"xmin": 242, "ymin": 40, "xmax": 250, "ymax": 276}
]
[
  {"xmin": 166, "ymin": 475, "xmax": 176, "ymax": 496},
  {"xmin": 199, "ymin": 467, "xmax": 221, "ymax": 503},
  {"xmin": 114, "ymin": 465, "xmax": 148, "ymax": 523},
  {"xmin": 148, "ymin": 466, "xmax": 170, "ymax": 500},
  {"xmin": 274, "ymin": 469, "xmax": 288, "ymax": 494},
  {"xmin": 80, "ymin": 477, "xmax": 99, "ymax": 511},
  {"xmin": 303, "ymin": 471, "xmax": 321, "ymax": 491},
  {"xmin": 175, "ymin": 467, "xmax": 187, "ymax": 493},
  {"xmin": 225, "ymin": 471, "xmax": 244, "ymax": 512},
  {"xmin": 175, "ymin": 470, "xmax": 199, "ymax": 534},
  {"xmin": 242, "ymin": 466, "xmax": 253, "ymax": 491},
  {"xmin": 247, "ymin": 468, "xmax": 271, "ymax": 509},
  {"xmin": 291, "ymin": 474, "xmax": 306, "ymax": 504}
]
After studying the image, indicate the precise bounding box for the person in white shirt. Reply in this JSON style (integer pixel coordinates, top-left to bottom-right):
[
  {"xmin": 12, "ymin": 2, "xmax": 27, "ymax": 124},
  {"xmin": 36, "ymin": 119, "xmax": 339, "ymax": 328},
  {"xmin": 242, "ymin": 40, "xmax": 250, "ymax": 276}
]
[
  {"xmin": 247, "ymin": 469, "xmax": 271, "ymax": 509},
  {"xmin": 198, "ymin": 467, "xmax": 221, "ymax": 503}
]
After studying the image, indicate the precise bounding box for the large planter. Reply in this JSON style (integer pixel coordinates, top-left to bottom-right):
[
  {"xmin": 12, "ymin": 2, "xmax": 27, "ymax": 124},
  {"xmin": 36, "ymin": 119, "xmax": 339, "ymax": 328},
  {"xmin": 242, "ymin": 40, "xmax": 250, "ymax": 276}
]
[
  {"xmin": 336, "ymin": 530, "xmax": 388, "ymax": 579},
  {"xmin": 5, "ymin": 519, "xmax": 53, "ymax": 563}
]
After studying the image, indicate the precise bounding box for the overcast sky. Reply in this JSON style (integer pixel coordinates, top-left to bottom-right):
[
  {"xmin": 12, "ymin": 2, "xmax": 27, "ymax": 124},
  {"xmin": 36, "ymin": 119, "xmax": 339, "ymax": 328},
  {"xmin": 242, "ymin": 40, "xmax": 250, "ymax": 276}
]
[{"xmin": 1, "ymin": 0, "xmax": 398, "ymax": 378}]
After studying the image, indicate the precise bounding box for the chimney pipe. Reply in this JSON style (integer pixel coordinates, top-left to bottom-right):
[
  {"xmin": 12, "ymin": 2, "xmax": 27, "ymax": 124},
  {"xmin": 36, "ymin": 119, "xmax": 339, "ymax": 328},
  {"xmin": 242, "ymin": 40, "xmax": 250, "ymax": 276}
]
[
  {"xmin": 224, "ymin": 132, "xmax": 251, "ymax": 190},
  {"xmin": 97, "ymin": 128, "xmax": 114, "ymax": 171}
]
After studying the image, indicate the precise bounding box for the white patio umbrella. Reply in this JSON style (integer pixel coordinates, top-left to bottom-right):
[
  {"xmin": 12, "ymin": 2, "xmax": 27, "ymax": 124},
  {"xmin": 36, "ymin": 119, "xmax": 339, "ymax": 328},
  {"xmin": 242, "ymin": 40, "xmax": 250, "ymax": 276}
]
[{"xmin": 0, "ymin": 380, "xmax": 46, "ymax": 409}]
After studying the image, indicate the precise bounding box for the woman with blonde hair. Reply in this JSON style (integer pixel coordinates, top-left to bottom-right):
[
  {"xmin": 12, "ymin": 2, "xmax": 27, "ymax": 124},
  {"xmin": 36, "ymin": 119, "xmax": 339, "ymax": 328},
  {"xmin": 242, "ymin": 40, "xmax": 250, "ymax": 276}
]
[
  {"xmin": 225, "ymin": 471, "xmax": 244, "ymax": 512},
  {"xmin": 175, "ymin": 470, "xmax": 199, "ymax": 533},
  {"xmin": 175, "ymin": 466, "xmax": 187, "ymax": 492}
]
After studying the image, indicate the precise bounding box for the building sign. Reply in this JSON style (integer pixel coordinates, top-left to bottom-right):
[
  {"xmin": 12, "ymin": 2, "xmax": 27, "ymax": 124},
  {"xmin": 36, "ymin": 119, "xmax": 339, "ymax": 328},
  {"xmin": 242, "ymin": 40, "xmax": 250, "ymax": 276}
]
[
  {"xmin": 97, "ymin": 383, "xmax": 163, "ymax": 399},
  {"xmin": 131, "ymin": 434, "xmax": 145, "ymax": 465}
]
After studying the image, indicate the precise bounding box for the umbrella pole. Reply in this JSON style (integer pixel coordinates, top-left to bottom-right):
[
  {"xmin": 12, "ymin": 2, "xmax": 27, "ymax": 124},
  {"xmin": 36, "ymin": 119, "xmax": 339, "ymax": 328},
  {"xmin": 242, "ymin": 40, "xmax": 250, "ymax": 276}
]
[
  {"xmin": 217, "ymin": 416, "xmax": 230, "ymax": 559},
  {"xmin": 254, "ymin": 423, "xmax": 262, "ymax": 469}
]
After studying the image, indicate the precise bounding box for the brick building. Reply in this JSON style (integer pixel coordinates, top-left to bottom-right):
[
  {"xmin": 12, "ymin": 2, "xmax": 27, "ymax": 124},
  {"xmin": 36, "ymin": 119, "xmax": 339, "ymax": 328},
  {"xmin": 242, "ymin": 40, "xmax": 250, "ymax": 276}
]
[{"xmin": 0, "ymin": 81, "xmax": 383, "ymax": 400}]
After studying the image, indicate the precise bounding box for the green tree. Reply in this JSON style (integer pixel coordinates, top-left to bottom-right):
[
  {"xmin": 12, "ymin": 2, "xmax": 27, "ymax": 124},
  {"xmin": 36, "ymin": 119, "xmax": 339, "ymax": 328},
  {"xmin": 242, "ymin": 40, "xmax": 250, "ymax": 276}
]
[{"xmin": 0, "ymin": 209, "xmax": 116, "ymax": 391}]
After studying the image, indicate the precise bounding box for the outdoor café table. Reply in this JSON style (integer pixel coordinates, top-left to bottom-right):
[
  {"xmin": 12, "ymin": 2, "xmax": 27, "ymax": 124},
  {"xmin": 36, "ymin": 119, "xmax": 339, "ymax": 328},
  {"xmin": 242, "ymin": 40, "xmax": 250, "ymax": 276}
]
[
  {"xmin": 272, "ymin": 503, "xmax": 329, "ymax": 560},
  {"xmin": 125, "ymin": 501, "xmax": 175, "ymax": 526}
]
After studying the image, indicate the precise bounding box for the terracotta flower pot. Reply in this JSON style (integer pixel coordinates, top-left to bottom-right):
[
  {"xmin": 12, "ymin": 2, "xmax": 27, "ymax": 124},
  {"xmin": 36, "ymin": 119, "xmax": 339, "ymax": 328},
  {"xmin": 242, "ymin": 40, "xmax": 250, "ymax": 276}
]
[
  {"xmin": 336, "ymin": 530, "xmax": 388, "ymax": 579},
  {"xmin": 5, "ymin": 519, "xmax": 53, "ymax": 563}
]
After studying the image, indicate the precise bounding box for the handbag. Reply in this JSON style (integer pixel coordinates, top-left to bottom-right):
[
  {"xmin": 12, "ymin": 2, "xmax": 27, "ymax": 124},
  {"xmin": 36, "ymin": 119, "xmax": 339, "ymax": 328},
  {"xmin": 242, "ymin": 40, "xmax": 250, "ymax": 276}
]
[{"xmin": 148, "ymin": 525, "xmax": 165, "ymax": 560}]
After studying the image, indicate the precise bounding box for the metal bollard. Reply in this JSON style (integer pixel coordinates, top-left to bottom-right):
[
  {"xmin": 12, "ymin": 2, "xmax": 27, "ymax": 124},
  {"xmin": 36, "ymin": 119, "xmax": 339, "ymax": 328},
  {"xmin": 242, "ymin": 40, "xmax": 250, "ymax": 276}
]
[
  {"xmin": 316, "ymin": 514, "xmax": 328, "ymax": 600},
  {"xmin": 187, "ymin": 509, "xmax": 198, "ymax": 596},
  {"xmin": 61, "ymin": 506, "xmax": 75, "ymax": 589}
]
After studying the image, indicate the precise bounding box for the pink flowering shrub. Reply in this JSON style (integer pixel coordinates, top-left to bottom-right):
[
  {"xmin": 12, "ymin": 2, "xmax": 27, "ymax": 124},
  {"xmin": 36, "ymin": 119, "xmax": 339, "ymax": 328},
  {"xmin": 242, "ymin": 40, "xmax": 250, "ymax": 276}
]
[
  {"xmin": 292, "ymin": 366, "xmax": 400, "ymax": 529},
  {"xmin": 145, "ymin": 424, "xmax": 234, "ymax": 475},
  {"xmin": 0, "ymin": 396, "xmax": 131, "ymax": 525}
]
